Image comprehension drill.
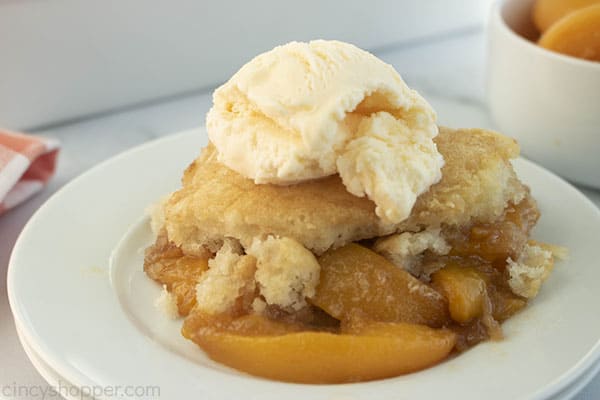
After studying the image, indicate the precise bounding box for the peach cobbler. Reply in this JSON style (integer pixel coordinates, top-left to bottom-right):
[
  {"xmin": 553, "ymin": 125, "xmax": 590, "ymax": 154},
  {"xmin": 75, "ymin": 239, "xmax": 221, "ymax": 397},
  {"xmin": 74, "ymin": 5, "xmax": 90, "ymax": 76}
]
[{"xmin": 143, "ymin": 41, "xmax": 563, "ymax": 383}]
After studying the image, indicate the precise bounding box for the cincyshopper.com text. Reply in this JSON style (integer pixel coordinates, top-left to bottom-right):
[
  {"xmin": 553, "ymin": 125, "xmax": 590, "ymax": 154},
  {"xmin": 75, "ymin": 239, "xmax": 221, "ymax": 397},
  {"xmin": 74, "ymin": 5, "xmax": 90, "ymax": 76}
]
[{"xmin": 1, "ymin": 381, "xmax": 160, "ymax": 399}]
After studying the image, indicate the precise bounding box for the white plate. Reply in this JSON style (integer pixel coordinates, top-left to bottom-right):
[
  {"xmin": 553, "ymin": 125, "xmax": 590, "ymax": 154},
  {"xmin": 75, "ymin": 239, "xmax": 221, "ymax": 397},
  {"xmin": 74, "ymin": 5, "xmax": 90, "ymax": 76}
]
[
  {"xmin": 8, "ymin": 128, "xmax": 600, "ymax": 400},
  {"xmin": 15, "ymin": 321, "xmax": 94, "ymax": 400}
]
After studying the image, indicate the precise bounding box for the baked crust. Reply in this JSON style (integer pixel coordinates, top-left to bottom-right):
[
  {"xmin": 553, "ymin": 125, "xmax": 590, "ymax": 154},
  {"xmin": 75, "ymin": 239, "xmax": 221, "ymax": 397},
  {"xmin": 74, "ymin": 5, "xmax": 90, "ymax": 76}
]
[{"xmin": 163, "ymin": 126, "xmax": 527, "ymax": 255}]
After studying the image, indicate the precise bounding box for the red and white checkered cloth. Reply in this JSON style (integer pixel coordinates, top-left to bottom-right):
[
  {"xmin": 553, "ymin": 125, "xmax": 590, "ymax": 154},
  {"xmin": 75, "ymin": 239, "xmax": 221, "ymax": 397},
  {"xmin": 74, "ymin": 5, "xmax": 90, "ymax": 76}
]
[{"xmin": 0, "ymin": 129, "xmax": 59, "ymax": 215}]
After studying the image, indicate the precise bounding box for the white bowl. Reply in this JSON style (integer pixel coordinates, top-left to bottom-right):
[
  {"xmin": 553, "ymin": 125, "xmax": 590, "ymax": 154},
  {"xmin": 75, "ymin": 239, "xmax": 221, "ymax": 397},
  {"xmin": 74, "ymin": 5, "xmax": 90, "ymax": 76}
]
[{"xmin": 487, "ymin": 0, "xmax": 600, "ymax": 188}]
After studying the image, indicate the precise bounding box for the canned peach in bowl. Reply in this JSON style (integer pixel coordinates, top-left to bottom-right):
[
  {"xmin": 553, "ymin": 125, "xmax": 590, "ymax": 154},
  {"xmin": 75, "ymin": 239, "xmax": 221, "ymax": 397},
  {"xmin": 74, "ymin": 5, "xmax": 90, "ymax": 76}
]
[{"xmin": 487, "ymin": 0, "xmax": 600, "ymax": 188}]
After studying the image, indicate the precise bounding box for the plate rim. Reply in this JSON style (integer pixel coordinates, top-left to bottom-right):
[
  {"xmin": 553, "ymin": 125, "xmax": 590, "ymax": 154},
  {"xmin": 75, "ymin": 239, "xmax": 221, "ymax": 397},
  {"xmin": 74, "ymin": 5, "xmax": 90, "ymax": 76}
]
[{"xmin": 7, "ymin": 129, "xmax": 205, "ymax": 396}]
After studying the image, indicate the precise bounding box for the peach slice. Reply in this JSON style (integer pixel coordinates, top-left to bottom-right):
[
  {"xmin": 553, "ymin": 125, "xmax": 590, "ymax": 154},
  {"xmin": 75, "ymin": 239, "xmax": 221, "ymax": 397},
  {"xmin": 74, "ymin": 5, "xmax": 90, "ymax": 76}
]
[
  {"xmin": 432, "ymin": 264, "xmax": 504, "ymax": 340},
  {"xmin": 312, "ymin": 243, "xmax": 449, "ymax": 327},
  {"xmin": 538, "ymin": 4, "xmax": 600, "ymax": 61},
  {"xmin": 183, "ymin": 313, "xmax": 456, "ymax": 383},
  {"xmin": 533, "ymin": 0, "xmax": 600, "ymax": 33},
  {"xmin": 431, "ymin": 264, "xmax": 487, "ymax": 324}
]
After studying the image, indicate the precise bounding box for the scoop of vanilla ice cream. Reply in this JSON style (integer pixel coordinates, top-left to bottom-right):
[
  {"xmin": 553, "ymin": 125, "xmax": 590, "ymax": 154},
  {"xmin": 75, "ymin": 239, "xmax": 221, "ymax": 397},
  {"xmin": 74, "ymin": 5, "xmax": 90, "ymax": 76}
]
[
  {"xmin": 337, "ymin": 111, "xmax": 443, "ymax": 222},
  {"xmin": 207, "ymin": 40, "xmax": 443, "ymax": 223}
]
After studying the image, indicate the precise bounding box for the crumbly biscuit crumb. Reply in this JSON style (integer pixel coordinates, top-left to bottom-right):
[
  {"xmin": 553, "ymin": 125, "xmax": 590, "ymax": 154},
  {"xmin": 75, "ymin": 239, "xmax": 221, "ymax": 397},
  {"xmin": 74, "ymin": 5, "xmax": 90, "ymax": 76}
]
[
  {"xmin": 195, "ymin": 239, "xmax": 256, "ymax": 314},
  {"xmin": 146, "ymin": 196, "xmax": 169, "ymax": 235},
  {"xmin": 537, "ymin": 242, "xmax": 569, "ymax": 260},
  {"xmin": 507, "ymin": 243, "xmax": 554, "ymax": 298},
  {"xmin": 154, "ymin": 284, "xmax": 179, "ymax": 319},
  {"xmin": 374, "ymin": 228, "xmax": 450, "ymax": 277},
  {"xmin": 251, "ymin": 298, "xmax": 267, "ymax": 314},
  {"xmin": 248, "ymin": 236, "xmax": 320, "ymax": 311}
]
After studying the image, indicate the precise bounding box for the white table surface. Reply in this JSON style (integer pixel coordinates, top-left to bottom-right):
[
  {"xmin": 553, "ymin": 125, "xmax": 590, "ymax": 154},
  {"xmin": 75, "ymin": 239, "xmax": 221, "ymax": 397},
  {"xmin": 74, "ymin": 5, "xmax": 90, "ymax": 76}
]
[{"xmin": 2, "ymin": 28, "xmax": 599, "ymax": 399}]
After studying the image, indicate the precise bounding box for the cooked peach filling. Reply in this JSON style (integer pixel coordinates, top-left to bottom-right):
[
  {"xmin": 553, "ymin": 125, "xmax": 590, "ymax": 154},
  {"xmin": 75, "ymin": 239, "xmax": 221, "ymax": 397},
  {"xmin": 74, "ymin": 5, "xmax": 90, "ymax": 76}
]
[{"xmin": 144, "ymin": 198, "xmax": 552, "ymax": 383}]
